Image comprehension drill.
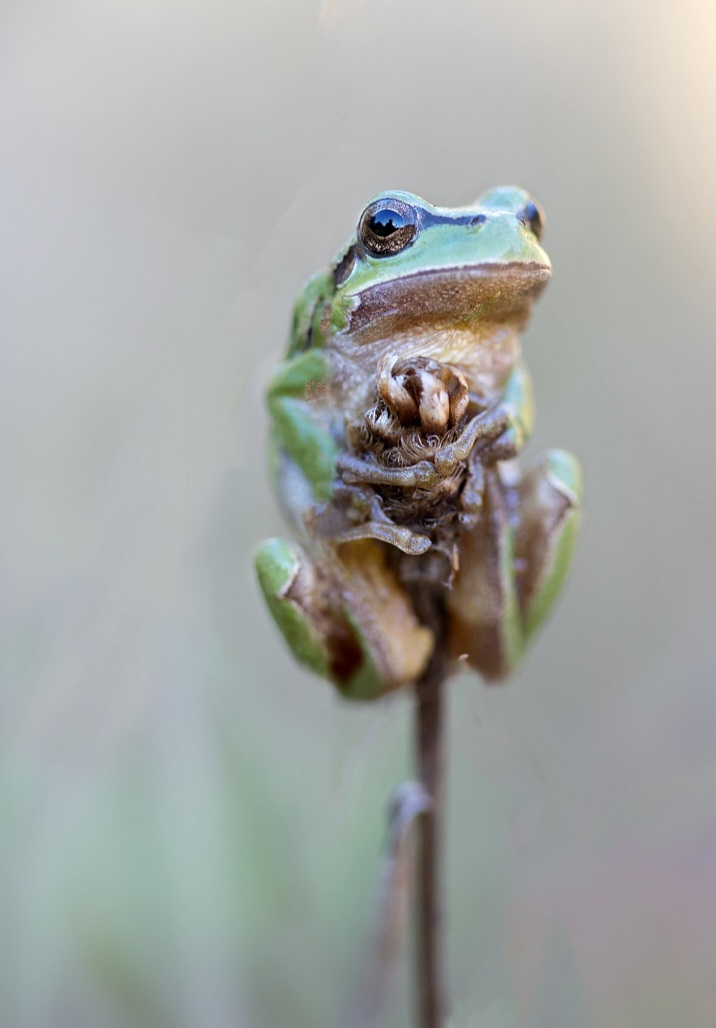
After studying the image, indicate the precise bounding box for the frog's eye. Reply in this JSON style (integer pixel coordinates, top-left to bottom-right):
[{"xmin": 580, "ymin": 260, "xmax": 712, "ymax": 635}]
[
  {"xmin": 519, "ymin": 200, "xmax": 545, "ymax": 240},
  {"xmin": 358, "ymin": 198, "xmax": 418, "ymax": 258}
]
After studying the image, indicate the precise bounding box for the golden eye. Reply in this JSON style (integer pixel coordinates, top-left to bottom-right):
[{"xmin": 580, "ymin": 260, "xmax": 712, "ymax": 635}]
[{"xmin": 358, "ymin": 198, "xmax": 418, "ymax": 257}]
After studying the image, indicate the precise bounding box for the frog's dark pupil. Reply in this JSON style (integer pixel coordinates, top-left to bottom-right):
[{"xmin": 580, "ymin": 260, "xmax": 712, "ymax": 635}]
[{"xmin": 369, "ymin": 210, "xmax": 405, "ymax": 237}]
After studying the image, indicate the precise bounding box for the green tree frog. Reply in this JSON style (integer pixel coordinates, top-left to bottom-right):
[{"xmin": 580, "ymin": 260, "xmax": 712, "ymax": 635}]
[{"xmin": 255, "ymin": 188, "xmax": 582, "ymax": 701}]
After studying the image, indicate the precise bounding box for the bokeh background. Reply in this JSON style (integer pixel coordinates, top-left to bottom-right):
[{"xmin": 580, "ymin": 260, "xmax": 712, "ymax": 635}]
[{"xmin": 2, "ymin": 0, "xmax": 716, "ymax": 1025}]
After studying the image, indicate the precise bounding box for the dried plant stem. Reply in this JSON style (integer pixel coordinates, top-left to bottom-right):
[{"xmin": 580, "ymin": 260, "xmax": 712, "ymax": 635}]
[{"xmin": 413, "ymin": 592, "xmax": 450, "ymax": 1028}]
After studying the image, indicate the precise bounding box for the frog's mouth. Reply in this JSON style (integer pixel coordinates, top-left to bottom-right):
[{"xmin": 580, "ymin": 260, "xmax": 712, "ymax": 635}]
[{"xmin": 345, "ymin": 262, "xmax": 551, "ymax": 342}]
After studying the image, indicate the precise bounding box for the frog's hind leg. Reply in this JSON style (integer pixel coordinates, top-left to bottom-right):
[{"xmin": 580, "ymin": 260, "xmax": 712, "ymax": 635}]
[
  {"xmin": 255, "ymin": 537, "xmax": 434, "ymax": 701},
  {"xmin": 446, "ymin": 467, "xmax": 522, "ymax": 680},
  {"xmin": 514, "ymin": 449, "xmax": 582, "ymax": 642},
  {"xmin": 446, "ymin": 450, "xmax": 581, "ymax": 681}
]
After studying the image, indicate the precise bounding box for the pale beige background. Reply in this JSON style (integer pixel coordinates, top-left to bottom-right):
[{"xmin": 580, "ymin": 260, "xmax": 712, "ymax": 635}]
[{"xmin": 2, "ymin": 0, "xmax": 716, "ymax": 1025}]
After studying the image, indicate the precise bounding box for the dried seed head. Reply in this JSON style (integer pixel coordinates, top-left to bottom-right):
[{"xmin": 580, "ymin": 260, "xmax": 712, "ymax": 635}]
[
  {"xmin": 376, "ymin": 354, "xmax": 469, "ymax": 435},
  {"xmin": 377, "ymin": 354, "xmax": 419, "ymax": 424}
]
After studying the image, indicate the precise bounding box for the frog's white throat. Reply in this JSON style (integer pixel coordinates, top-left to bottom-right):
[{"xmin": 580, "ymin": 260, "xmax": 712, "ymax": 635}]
[
  {"xmin": 328, "ymin": 262, "xmax": 548, "ymax": 416},
  {"xmin": 331, "ymin": 319, "xmax": 523, "ymax": 417}
]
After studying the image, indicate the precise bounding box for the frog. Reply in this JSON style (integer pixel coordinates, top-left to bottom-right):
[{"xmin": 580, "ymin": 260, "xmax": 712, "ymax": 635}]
[{"xmin": 255, "ymin": 187, "xmax": 582, "ymax": 701}]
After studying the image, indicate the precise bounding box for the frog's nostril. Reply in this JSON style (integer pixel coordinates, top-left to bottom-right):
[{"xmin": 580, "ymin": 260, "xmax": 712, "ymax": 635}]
[{"xmin": 470, "ymin": 214, "xmax": 487, "ymax": 227}]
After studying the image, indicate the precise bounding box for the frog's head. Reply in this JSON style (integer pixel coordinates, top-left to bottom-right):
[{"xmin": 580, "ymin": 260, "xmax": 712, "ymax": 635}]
[{"xmin": 328, "ymin": 187, "xmax": 551, "ymax": 346}]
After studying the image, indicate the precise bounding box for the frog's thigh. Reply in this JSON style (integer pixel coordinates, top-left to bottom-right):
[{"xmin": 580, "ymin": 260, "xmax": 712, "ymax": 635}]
[
  {"xmin": 514, "ymin": 449, "xmax": 582, "ymax": 641},
  {"xmin": 446, "ymin": 470, "xmax": 523, "ymax": 681},
  {"xmin": 255, "ymin": 538, "xmax": 332, "ymax": 680},
  {"xmin": 255, "ymin": 537, "xmax": 433, "ymax": 701}
]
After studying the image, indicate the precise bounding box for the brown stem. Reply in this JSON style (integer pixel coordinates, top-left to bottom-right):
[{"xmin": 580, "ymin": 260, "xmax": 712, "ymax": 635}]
[{"xmin": 413, "ymin": 595, "xmax": 450, "ymax": 1028}]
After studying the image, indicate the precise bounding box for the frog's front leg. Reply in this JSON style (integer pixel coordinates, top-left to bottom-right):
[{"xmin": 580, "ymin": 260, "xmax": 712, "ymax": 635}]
[
  {"xmin": 308, "ymin": 483, "xmax": 433, "ymax": 555},
  {"xmin": 432, "ymin": 406, "xmax": 511, "ymax": 474},
  {"xmin": 469, "ymin": 359, "xmax": 535, "ymax": 467},
  {"xmin": 447, "ymin": 450, "xmax": 582, "ymax": 680},
  {"xmin": 255, "ymin": 537, "xmax": 434, "ymax": 700},
  {"xmin": 457, "ymin": 360, "xmax": 534, "ymax": 527},
  {"xmin": 330, "ymin": 488, "xmax": 433, "ymax": 555},
  {"xmin": 336, "ymin": 452, "xmax": 442, "ymax": 490},
  {"xmin": 337, "ymin": 405, "xmax": 509, "ymax": 489}
]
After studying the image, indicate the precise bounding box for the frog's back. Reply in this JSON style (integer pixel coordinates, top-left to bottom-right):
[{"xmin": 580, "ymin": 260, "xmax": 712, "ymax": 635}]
[{"xmin": 265, "ymin": 265, "xmax": 346, "ymax": 533}]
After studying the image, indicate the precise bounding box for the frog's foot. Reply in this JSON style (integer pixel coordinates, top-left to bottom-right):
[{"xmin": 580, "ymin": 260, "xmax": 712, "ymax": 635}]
[
  {"xmin": 446, "ymin": 451, "xmax": 582, "ymax": 680},
  {"xmin": 514, "ymin": 449, "xmax": 582, "ymax": 641},
  {"xmin": 470, "ymin": 422, "xmax": 520, "ymax": 465},
  {"xmin": 308, "ymin": 485, "xmax": 432, "ymax": 555},
  {"xmin": 334, "ymin": 519, "xmax": 432, "ymax": 555},
  {"xmin": 432, "ymin": 405, "xmax": 511, "ymax": 474},
  {"xmin": 453, "ymin": 411, "xmax": 523, "ymax": 531},
  {"xmin": 255, "ymin": 537, "xmax": 433, "ymax": 700},
  {"xmin": 458, "ymin": 456, "xmax": 485, "ymax": 529}
]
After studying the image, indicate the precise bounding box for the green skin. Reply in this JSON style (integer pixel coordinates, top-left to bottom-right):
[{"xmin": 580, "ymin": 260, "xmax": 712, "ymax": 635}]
[{"xmin": 256, "ymin": 187, "xmax": 582, "ymax": 700}]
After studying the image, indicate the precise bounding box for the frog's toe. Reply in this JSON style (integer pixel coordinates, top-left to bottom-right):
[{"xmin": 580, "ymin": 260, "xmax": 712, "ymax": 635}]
[
  {"xmin": 477, "ymin": 422, "xmax": 520, "ymax": 464},
  {"xmin": 515, "ymin": 449, "xmax": 582, "ymax": 640}
]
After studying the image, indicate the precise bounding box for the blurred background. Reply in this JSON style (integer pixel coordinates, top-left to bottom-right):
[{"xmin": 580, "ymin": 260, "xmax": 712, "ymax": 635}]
[{"xmin": 2, "ymin": 0, "xmax": 716, "ymax": 1024}]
